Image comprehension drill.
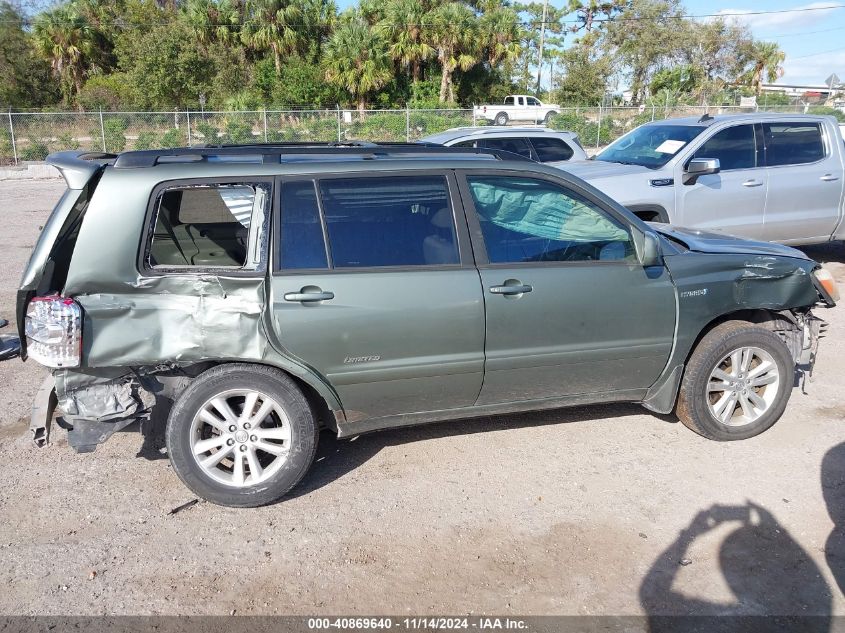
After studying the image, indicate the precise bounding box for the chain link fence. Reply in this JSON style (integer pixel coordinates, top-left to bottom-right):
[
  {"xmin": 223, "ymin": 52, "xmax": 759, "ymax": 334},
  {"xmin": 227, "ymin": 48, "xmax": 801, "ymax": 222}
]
[{"xmin": 0, "ymin": 104, "xmax": 815, "ymax": 165}]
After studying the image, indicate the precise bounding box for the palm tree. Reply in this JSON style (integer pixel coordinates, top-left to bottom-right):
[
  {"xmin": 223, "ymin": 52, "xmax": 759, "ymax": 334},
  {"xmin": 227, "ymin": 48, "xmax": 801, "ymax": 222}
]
[
  {"xmin": 32, "ymin": 2, "xmax": 94, "ymax": 109},
  {"xmin": 324, "ymin": 14, "xmax": 392, "ymax": 111},
  {"xmin": 748, "ymin": 41, "xmax": 785, "ymax": 96},
  {"xmin": 478, "ymin": 6, "xmax": 522, "ymax": 68},
  {"xmin": 430, "ymin": 2, "xmax": 478, "ymax": 103},
  {"xmin": 378, "ymin": 0, "xmax": 435, "ymax": 85},
  {"xmin": 185, "ymin": 0, "xmax": 243, "ymax": 48},
  {"xmin": 242, "ymin": 0, "xmax": 304, "ymax": 74}
]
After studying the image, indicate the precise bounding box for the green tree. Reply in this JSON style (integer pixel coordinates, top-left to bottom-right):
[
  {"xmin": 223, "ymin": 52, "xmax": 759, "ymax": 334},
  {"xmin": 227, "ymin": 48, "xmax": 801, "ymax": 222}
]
[
  {"xmin": 0, "ymin": 1, "xmax": 58, "ymax": 108},
  {"xmin": 323, "ymin": 12, "xmax": 392, "ymax": 110},
  {"xmin": 430, "ymin": 2, "xmax": 478, "ymax": 103},
  {"xmin": 116, "ymin": 19, "xmax": 214, "ymax": 108},
  {"xmin": 378, "ymin": 0, "xmax": 435, "ymax": 85},
  {"xmin": 32, "ymin": 1, "xmax": 96, "ymax": 107},
  {"xmin": 184, "ymin": 0, "xmax": 244, "ymax": 48},
  {"xmin": 242, "ymin": 0, "xmax": 304, "ymax": 74},
  {"xmin": 554, "ymin": 46, "xmax": 611, "ymax": 105},
  {"xmin": 744, "ymin": 41, "xmax": 785, "ymax": 96}
]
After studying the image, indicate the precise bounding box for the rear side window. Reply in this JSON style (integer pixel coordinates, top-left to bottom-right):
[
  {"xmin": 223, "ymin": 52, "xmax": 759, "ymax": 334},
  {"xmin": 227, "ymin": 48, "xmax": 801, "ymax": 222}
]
[
  {"xmin": 279, "ymin": 181, "xmax": 329, "ymax": 270},
  {"xmin": 467, "ymin": 176, "xmax": 634, "ymax": 264},
  {"xmin": 147, "ymin": 183, "xmax": 269, "ymax": 270},
  {"xmin": 693, "ymin": 124, "xmax": 757, "ymax": 170},
  {"xmin": 764, "ymin": 122, "xmax": 826, "ymax": 166},
  {"xmin": 318, "ymin": 176, "xmax": 459, "ymax": 268},
  {"xmin": 480, "ymin": 138, "xmax": 534, "ymax": 159},
  {"xmin": 530, "ymin": 137, "xmax": 574, "ymax": 162}
]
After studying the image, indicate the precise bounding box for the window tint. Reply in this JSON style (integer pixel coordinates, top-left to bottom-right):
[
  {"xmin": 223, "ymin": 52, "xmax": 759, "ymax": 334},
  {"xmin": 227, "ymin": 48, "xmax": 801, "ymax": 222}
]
[
  {"xmin": 479, "ymin": 137, "xmax": 534, "ymax": 159},
  {"xmin": 452, "ymin": 140, "xmax": 477, "ymax": 148},
  {"xmin": 692, "ymin": 125, "xmax": 757, "ymax": 170},
  {"xmin": 764, "ymin": 122, "xmax": 825, "ymax": 166},
  {"xmin": 319, "ymin": 176, "xmax": 459, "ymax": 268},
  {"xmin": 530, "ymin": 136, "xmax": 574, "ymax": 162},
  {"xmin": 280, "ymin": 181, "xmax": 328, "ymax": 270},
  {"xmin": 504, "ymin": 96, "xmax": 514, "ymax": 105},
  {"xmin": 149, "ymin": 184, "xmax": 267, "ymax": 269},
  {"xmin": 467, "ymin": 176, "xmax": 634, "ymax": 264}
]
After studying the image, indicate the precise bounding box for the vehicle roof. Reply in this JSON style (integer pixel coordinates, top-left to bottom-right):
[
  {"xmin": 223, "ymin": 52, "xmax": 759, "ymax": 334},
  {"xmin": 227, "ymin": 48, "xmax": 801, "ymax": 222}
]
[
  {"xmin": 642, "ymin": 112, "xmax": 838, "ymax": 127},
  {"xmin": 420, "ymin": 126, "xmax": 574, "ymax": 144},
  {"xmin": 47, "ymin": 146, "xmax": 556, "ymax": 189}
]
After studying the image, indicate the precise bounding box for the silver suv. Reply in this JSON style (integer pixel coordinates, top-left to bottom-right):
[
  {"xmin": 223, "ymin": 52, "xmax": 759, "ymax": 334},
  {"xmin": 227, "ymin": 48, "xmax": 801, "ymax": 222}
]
[{"xmin": 420, "ymin": 126, "xmax": 587, "ymax": 167}]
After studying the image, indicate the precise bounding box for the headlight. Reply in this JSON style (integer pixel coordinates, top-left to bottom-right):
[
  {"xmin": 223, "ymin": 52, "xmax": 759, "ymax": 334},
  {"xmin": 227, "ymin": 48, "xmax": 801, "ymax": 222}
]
[{"xmin": 814, "ymin": 267, "xmax": 840, "ymax": 302}]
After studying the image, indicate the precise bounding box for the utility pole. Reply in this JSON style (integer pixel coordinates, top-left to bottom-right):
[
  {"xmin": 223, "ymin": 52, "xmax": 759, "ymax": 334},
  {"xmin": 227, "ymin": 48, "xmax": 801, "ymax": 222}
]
[{"xmin": 535, "ymin": 0, "xmax": 548, "ymax": 95}]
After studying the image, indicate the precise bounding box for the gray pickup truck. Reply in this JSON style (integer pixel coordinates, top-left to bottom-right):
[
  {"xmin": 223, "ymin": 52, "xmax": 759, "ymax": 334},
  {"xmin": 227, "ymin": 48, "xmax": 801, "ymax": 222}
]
[{"xmin": 563, "ymin": 114, "xmax": 845, "ymax": 245}]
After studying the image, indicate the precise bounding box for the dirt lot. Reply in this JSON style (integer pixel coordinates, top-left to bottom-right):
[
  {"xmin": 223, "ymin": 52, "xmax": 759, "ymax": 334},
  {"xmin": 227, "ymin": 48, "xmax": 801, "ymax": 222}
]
[{"xmin": 1, "ymin": 179, "xmax": 844, "ymax": 618}]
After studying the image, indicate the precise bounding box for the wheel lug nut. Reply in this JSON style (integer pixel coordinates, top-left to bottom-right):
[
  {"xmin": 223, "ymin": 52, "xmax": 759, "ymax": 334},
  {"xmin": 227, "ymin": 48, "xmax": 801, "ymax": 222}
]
[
  {"xmin": 227, "ymin": 438, "xmax": 235, "ymax": 446},
  {"xmin": 228, "ymin": 425, "xmax": 237, "ymax": 432},
  {"xmin": 243, "ymin": 422, "xmax": 251, "ymax": 430},
  {"xmin": 239, "ymin": 444, "xmax": 247, "ymax": 452},
  {"xmin": 250, "ymin": 435, "xmax": 257, "ymax": 442}
]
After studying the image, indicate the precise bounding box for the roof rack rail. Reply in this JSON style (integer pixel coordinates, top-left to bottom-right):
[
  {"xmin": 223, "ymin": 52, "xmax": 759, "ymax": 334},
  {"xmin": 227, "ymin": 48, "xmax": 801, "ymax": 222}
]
[{"xmin": 111, "ymin": 141, "xmax": 533, "ymax": 168}]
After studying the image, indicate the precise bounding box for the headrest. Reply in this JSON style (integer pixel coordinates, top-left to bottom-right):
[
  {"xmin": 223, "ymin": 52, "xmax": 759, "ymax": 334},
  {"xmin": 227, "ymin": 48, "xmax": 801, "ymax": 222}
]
[{"xmin": 431, "ymin": 207, "xmax": 452, "ymax": 228}]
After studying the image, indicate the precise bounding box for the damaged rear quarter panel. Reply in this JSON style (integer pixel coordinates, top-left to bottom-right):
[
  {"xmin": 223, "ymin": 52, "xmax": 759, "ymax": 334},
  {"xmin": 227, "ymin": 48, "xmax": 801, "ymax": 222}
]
[{"xmin": 58, "ymin": 167, "xmax": 344, "ymax": 418}]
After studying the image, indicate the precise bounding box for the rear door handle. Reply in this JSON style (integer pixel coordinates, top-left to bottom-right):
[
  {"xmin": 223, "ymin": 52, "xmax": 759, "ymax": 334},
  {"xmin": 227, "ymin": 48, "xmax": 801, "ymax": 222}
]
[
  {"xmin": 284, "ymin": 290, "xmax": 334, "ymax": 302},
  {"xmin": 742, "ymin": 180, "xmax": 764, "ymax": 187},
  {"xmin": 821, "ymin": 174, "xmax": 840, "ymax": 182},
  {"xmin": 489, "ymin": 284, "xmax": 533, "ymax": 295}
]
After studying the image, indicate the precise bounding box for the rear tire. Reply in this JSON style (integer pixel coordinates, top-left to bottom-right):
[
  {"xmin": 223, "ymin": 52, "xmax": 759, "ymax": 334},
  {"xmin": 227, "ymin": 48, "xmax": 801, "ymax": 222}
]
[
  {"xmin": 676, "ymin": 321, "xmax": 794, "ymax": 441},
  {"xmin": 494, "ymin": 112, "xmax": 509, "ymax": 126},
  {"xmin": 544, "ymin": 111, "xmax": 557, "ymax": 125},
  {"xmin": 165, "ymin": 364, "xmax": 318, "ymax": 507}
]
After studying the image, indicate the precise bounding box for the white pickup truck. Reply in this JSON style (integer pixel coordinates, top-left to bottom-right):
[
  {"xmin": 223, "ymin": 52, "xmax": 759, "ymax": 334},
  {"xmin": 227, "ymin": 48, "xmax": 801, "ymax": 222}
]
[
  {"xmin": 563, "ymin": 113, "xmax": 845, "ymax": 246},
  {"xmin": 474, "ymin": 96, "xmax": 560, "ymax": 126}
]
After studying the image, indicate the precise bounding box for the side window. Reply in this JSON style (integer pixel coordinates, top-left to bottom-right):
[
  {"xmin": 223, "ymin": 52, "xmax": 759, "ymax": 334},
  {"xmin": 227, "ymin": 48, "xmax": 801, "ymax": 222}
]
[
  {"xmin": 318, "ymin": 176, "xmax": 459, "ymax": 268},
  {"xmin": 148, "ymin": 183, "xmax": 268, "ymax": 270},
  {"xmin": 504, "ymin": 96, "xmax": 514, "ymax": 106},
  {"xmin": 692, "ymin": 125, "xmax": 757, "ymax": 170},
  {"xmin": 279, "ymin": 181, "xmax": 328, "ymax": 270},
  {"xmin": 466, "ymin": 176, "xmax": 634, "ymax": 264},
  {"xmin": 763, "ymin": 122, "xmax": 826, "ymax": 166},
  {"xmin": 526, "ymin": 97, "xmax": 540, "ymax": 106},
  {"xmin": 530, "ymin": 137, "xmax": 575, "ymax": 162},
  {"xmin": 479, "ymin": 137, "xmax": 534, "ymax": 159},
  {"xmin": 452, "ymin": 140, "xmax": 478, "ymax": 148}
]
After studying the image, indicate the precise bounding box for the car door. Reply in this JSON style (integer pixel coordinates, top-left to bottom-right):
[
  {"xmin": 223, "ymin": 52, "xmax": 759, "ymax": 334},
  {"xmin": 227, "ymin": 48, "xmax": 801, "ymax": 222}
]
[
  {"xmin": 675, "ymin": 123, "xmax": 768, "ymax": 239},
  {"xmin": 526, "ymin": 96, "xmax": 541, "ymax": 122},
  {"xmin": 269, "ymin": 171, "xmax": 485, "ymax": 421},
  {"xmin": 458, "ymin": 171, "xmax": 677, "ymax": 405},
  {"xmin": 761, "ymin": 120, "xmax": 844, "ymax": 243}
]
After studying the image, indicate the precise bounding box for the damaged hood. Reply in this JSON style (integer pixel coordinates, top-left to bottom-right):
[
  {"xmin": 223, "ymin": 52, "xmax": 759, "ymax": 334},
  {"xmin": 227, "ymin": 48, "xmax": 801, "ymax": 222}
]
[{"xmin": 651, "ymin": 224, "xmax": 811, "ymax": 260}]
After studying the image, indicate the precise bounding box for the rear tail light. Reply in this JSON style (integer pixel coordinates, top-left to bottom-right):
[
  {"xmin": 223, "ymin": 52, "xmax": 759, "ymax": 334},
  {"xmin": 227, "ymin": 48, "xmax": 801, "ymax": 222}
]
[
  {"xmin": 814, "ymin": 268, "xmax": 840, "ymax": 302},
  {"xmin": 24, "ymin": 296, "xmax": 82, "ymax": 368}
]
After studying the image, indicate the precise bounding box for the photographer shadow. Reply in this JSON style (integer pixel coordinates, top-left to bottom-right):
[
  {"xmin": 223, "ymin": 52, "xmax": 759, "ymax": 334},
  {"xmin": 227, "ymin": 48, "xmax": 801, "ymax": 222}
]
[
  {"xmin": 822, "ymin": 441, "xmax": 845, "ymax": 597},
  {"xmin": 640, "ymin": 501, "xmax": 831, "ymax": 633}
]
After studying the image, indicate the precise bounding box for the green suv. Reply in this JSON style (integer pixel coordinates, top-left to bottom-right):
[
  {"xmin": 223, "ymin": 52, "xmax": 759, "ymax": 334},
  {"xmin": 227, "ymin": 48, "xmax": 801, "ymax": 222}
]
[{"xmin": 17, "ymin": 143, "xmax": 838, "ymax": 507}]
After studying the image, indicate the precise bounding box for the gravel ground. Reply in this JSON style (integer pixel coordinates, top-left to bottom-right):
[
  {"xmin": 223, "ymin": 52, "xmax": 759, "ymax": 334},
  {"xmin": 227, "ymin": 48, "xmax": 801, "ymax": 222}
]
[{"xmin": 0, "ymin": 179, "xmax": 844, "ymax": 618}]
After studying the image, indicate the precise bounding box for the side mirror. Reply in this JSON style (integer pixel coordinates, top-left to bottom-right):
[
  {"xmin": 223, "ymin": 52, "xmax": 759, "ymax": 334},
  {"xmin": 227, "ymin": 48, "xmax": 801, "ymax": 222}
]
[
  {"xmin": 633, "ymin": 228, "xmax": 663, "ymax": 267},
  {"xmin": 683, "ymin": 157, "xmax": 720, "ymax": 185}
]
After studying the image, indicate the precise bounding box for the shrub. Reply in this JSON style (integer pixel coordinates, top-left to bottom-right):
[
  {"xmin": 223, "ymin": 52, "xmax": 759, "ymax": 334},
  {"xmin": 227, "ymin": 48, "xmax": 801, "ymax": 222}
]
[
  {"xmin": 548, "ymin": 111, "xmax": 619, "ymax": 147},
  {"xmin": 19, "ymin": 139, "xmax": 49, "ymax": 161},
  {"xmin": 808, "ymin": 106, "xmax": 845, "ymax": 123},
  {"xmin": 103, "ymin": 117, "xmax": 129, "ymax": 153},
  {"xmin": 223, "ymin": 119, "xmax": 255, "ymax": 144},
  {"xmin": 55, "ymin": 132, "xmax": 79, "ymax": 151},
  {"xmin": 133, "ymin": 131, "xmax": 158, "ymax": 150},
  {"xmin": 349, "ymin": 112, "xmax": 406, "ymax": 141},
  {"xmin": 160, "ymin": 128, "xmax": 185, "ymax": 148},
  {"xmin": 196, "ymin": 121, "xmax": 219, "ymax": 144}
]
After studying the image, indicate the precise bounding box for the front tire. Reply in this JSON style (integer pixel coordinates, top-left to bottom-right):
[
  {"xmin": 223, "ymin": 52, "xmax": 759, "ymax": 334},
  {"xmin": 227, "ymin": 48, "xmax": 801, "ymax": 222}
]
[
  {"xmin": 676, "ymin": 321, "xmax": 794, "ymax": 441},
  {"xmin": 165, "ymin": 364, "xmax": 318, "ymax": 507},
  {"xmin": 494, "ymin": 112, "xmax": 509, "ymax": 126}
]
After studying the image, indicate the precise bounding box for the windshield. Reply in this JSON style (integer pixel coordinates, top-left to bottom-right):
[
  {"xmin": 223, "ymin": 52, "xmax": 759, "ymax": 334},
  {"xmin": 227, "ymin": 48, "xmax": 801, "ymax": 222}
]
[{"xmin": 595, "ymin": 124, "xmax": 706, "ymax": 169}]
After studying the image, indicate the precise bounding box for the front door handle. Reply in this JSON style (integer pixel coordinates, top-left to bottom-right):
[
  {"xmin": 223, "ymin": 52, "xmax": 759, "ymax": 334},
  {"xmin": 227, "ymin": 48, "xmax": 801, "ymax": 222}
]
[
  {"xmin": 284, "ymin": 290, "xmax": 334, "ymax": 302},
  {"xmin": 821, "ymin": 174, "xmax": 840, "ymax": 182},
  {"xmin": 489, "ymin": 283, "xmax": 533, "ymax": 296},
  {"xmin": 742, "ymin": 179, "xmax": 764, "ymax": 187}
]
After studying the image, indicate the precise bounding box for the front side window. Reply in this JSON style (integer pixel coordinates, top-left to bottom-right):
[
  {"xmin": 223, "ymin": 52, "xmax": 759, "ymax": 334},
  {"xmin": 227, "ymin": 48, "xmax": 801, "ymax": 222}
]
[
  {"xmin": 692, "ymin": 124, "xmax": 757, "ymax": 171},
  {"xmin": 319, "ymin": 176, "xmax": 459, "ymax": 268},
  {"xmin": 148, "ymin": 183, "xmax": 268, "ymax": 270},
  {"xmin": 526, "ymin": 97, "xmax": 540, "ymax": 106},
  {"xmin": 763, "ymin": 122, "xmax": 825, "ymax": 166},
  {"xmin": 480, "ymin": 138, "xmax": 534, "ymax": 159},
  {"xmin": 504, "ymin": 96, "xmax": 514, "ymax": 106},
  {"xmin": 530, "ymin": 137, "xmax": 575, "ymax": 162},
  {"xmin": 467, "ymin": 176, "xmax": 634, "ymax": 264}
]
